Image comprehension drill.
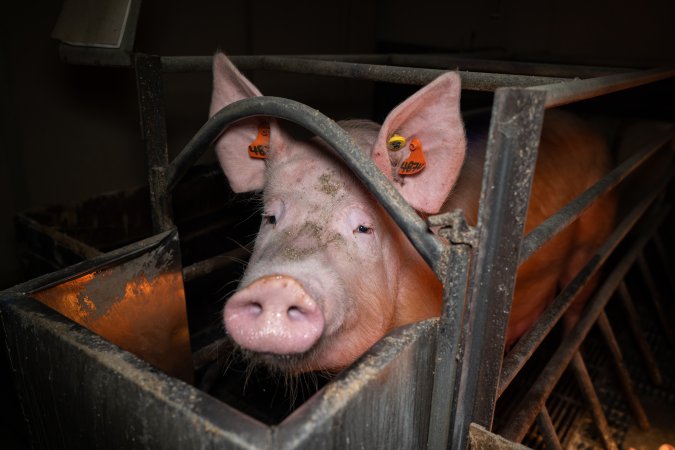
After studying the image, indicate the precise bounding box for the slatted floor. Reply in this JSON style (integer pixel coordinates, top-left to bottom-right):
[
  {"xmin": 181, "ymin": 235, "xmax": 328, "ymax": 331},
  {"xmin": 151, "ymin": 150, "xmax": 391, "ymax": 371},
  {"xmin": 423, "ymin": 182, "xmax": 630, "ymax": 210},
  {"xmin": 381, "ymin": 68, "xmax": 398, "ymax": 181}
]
[{"xmin": 519, "ymin": 266, "xmax": 675, "ymax": 450}]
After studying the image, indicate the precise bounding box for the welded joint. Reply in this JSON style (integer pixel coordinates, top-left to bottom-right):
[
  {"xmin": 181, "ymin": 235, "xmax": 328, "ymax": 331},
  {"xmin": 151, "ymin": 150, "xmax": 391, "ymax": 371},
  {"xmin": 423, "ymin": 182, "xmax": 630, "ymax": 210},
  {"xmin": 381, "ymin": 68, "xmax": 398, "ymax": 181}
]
[{"xmin": 429, "ymin": 209, "xmax": 478, "ymax": 247}]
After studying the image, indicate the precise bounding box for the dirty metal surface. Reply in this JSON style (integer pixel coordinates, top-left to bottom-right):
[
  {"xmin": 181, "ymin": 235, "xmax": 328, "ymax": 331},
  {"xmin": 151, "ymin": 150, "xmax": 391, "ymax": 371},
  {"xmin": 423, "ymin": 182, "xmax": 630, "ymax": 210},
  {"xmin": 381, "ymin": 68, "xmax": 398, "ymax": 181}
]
[
  {"xmin": 1, "ymin": 292, "xmax": 270, "ymax": 450},
  {"xmin": 28, "ymin": 230, "xmax": 192, "ymax": 383}
]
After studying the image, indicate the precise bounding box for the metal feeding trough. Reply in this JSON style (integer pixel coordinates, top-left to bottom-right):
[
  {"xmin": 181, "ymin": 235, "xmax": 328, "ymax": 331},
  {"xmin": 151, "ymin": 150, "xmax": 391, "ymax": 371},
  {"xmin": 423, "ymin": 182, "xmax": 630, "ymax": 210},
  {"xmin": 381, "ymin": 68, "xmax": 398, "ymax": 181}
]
[
  {"xmin": 0, "ymin": 229, "xmax": 445, "ymax": 448},
  {"xmin": 3, "ymin": 50, "xmax": 675, "ymax": 449}
]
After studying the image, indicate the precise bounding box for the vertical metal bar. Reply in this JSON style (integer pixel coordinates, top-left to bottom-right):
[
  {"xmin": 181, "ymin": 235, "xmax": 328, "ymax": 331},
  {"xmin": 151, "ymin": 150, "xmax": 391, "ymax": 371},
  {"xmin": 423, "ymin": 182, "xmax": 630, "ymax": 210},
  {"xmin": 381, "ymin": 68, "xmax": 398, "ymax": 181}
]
[
  {"xmin": 134, "ymin": 53, "xmax": 173, "ymax": 233},
  {"xmin": 596, "ymin": 311, "xmax": 651, "ymax": 429},
  {"xmin": 617, "ymin": 281, "xmax": 663, "ymax": 386},
  {"xmin": 449, "ymin": 87, "xmax": 547, "ymax": 450},
  {"xmin": 637, "ymin": 253, "xmax": 675, "ymax": 344},
  {"xmin": 426, "ymin": 212, "xmax": 474, "ymax": 450},
  {"xmin": 570, "ymin": 352, "xmax": 619, "ymax": 450},
  {"xmin": 536, "ymin": 408, "xmax": 563, "ymax": 450}
]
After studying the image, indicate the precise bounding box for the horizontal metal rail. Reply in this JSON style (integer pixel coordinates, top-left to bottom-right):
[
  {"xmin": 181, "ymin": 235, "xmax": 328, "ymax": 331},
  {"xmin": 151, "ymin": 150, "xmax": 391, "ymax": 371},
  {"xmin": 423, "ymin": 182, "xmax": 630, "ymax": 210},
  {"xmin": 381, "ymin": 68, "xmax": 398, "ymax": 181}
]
[
  {"xmin": 161, "ymin": 55, "xmax": 568, "ymax": 91},
  {"xmin": 519, "ymin": 125, "xmax": 675, "ymax": 264},
  {"xmin": 499, "ymin": 175, "xmax": 671, "ymax": 396},
  {"xmin": 498, "ymin": 202, "xmax": 670, "ymax": 443},
  {"xmin": 161, "ymin": 53, "xmax": 627, "ymax": 78},
  {"xmin": 182, "ymin": 247, "xmax": 250, "ymax": 283},
  {"xmin": 167, "ymin": 96, "xmax": 445, "ymax": 274},
  {"xmin": 530, "ymin": 67, "xmax": 675, "ymax": 108}
]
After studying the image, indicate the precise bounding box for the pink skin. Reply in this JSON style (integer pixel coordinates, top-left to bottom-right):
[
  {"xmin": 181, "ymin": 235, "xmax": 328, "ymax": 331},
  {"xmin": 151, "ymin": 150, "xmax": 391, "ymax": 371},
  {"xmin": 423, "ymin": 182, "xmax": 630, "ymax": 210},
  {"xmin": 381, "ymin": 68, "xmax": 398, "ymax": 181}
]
[
  {"xmin": 223, "ymin": 139, "xmax": 430, "ymax": 371},
  {"xmin": 224, "ymin": 275, "xmax": 324, "ymax": 355},
  {"xmin": 211, "ymin": 53, "xmax": 615, "ymax": 373}
]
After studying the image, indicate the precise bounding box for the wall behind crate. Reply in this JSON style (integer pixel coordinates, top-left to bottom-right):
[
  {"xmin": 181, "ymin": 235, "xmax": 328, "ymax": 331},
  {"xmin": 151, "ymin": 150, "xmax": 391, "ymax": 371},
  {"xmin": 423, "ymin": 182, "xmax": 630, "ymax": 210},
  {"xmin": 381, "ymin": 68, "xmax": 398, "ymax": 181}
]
[{"xmin": 1, "ymin": 0, "xmax": 674, "ymax": 287}]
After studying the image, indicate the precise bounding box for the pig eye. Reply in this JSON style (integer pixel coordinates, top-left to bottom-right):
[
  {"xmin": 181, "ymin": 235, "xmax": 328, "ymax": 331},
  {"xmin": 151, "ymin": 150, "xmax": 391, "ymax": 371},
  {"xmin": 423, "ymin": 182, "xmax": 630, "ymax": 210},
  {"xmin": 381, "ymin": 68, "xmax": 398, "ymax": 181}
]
[
  {"xmin": 263, "ymin": 214, "xmax": 277, "ymax": 226},
  {"xmin": 354, "ymin": 224, "xmax": 373, "ymax": 235}
]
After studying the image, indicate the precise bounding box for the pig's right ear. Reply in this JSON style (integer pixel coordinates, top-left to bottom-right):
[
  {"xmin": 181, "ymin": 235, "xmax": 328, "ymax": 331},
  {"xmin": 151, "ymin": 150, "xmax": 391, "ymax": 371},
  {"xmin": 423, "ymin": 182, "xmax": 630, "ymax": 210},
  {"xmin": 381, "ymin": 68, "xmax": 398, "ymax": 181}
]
[
  {"xmin": 210, "ymin": 53, "xmax": 290, "ymax": 193},
  {"xmin": 370, "ymin": 72, "xmax": 466, "ymax": 215}
]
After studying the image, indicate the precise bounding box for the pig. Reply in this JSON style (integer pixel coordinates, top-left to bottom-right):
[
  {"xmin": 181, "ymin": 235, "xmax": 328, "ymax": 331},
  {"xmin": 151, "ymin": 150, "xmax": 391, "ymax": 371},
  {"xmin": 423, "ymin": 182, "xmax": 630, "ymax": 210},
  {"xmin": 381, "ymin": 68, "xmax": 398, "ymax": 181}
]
[{"xmin": 210, "ymin": 53, "xmax": 615, "ymax": 374}]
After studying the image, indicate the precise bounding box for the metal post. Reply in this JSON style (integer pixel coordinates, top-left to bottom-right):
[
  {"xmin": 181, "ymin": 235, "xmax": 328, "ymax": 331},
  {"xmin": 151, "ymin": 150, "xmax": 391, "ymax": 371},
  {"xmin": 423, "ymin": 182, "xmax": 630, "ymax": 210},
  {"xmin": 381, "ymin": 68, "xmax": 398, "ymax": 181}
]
[
  {"xmin": 570, "ymin": 352, "xmax": 618, "ymax": 450},
  {"xmin": 134, "ymin": 53, "xmax": 173, "ymax": 233},
  {"xmin": 596, "ymin": 311, "xmax": 651, "ymax": 429},
  {"xmin": 426, "ymin": 211, "xmax": 475, "ymax": 450},
  {"xmin": 536, "ymin": 408, "xmax": 563, "ymax": 450},
  {"xmin": 449, "ymin": 87, "xmax": 547, "ymax": 450},
  {"xmin": 616, "ymin": 282, "xmax": 663, "ymax": 386}
]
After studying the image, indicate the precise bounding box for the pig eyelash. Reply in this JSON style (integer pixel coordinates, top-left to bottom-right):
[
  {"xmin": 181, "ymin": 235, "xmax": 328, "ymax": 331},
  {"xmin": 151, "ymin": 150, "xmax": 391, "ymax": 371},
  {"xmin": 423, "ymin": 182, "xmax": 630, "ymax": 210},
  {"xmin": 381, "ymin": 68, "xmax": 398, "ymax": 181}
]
[{"xmin": 353, "ymin": 224, "xmax": 374, "ymax": 235}]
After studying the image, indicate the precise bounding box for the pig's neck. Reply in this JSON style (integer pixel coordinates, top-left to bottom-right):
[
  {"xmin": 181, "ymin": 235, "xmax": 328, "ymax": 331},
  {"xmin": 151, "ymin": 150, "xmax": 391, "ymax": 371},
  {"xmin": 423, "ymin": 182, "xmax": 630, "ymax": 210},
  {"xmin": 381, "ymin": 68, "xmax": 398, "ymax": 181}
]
[{"xmin": 392, "ymin": 235, "xmax": 443, "ymax": 327}]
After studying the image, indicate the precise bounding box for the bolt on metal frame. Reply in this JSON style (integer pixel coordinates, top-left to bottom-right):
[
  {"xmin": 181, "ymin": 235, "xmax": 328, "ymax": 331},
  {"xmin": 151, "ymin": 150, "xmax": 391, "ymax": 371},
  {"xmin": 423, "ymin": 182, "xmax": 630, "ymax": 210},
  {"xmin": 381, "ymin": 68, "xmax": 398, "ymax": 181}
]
[{"xmin": 129, "ymin": 54, "xmax": 675, "ymax": 448}]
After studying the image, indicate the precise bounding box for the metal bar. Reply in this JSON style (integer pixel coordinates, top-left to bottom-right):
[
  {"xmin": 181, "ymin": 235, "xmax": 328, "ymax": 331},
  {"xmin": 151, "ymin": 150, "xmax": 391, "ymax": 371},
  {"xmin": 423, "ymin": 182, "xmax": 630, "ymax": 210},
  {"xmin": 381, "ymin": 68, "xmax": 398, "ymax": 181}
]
[
  {"xmin": 182, "ymin": 247, "xmax": 250, "ymax": 283},
  {"xmin": 529, "ymin": 68, "xmax": 675, "ymax": 109},
  {"xmin": 426, "ymin": 211, "xmax": 474, "ymax": 450},
  {"xmin": 617, "ymin": 281, "xmax": 663, "ymax": 386},
  {"xmin": 449, "ymin": 87, "xmax": 547, "ymax": 450},
  {"xmin": 467, "ymin": 423, "xmax": 532, "ymax": 450},
  {"xmin": 536, "ymin": 408, "xmax": 563, "ymax": 450},
  {"xmin": 596, "ymin": 311, "xmax": 651, "ymax": 429},
  {"xmin": 167, "ymin": 96, "xmax": 445, "ymax": 274},
  {"xmin": 161, "ymin": 53, "xmax": 625, "ymax": 78},
  {"xmin": 15, "ymin": 214, "xmax": 103, "ymax": 260},
  {"xmin": 162, "ymin": 55, "xmax": 568, "ymax": 91},
  {"xmin": 385, "ymin": 55, "xmax": 625, "ymax": 78},
  {"xmin": 569, "ymin": 352, "xmax": 619, "ymax": 450},
  {"xmin": 498, "ymin": 207, "xmax": 667, "ymax": 443},
  {"xmin": 637, "ymin": 252, "xmax": 675, "ymax": 344},
  {"xmin": 499, "ymin": 177, "xmax": 671, "ymax": 396},
  {"xmin": 519, "ymin": 126, "xmax": 675, "ymax": 264},
  {"xmin": 13, "ymin": 231, "xmax": 177, "ymax": 295},
  {"xmin": 134, "ymin": 54, "xmax": 173, "ymax": 233}
]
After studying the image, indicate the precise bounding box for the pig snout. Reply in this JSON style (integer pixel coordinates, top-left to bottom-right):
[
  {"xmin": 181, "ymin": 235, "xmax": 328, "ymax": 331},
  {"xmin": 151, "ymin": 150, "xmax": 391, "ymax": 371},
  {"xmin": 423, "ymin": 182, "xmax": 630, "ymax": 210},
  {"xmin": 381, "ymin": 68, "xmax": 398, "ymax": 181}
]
[{"xmin": 224, "ymin": 275, "xmax": 325, "ymax": 355}]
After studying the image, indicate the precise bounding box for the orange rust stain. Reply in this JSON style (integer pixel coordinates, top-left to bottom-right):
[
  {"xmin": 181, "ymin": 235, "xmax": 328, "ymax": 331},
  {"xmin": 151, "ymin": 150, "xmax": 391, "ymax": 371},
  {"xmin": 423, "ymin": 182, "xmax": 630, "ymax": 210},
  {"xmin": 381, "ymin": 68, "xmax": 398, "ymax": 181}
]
[{"xmin": 33, "ymin": 271, "xmax": 193, "ymax": 383}]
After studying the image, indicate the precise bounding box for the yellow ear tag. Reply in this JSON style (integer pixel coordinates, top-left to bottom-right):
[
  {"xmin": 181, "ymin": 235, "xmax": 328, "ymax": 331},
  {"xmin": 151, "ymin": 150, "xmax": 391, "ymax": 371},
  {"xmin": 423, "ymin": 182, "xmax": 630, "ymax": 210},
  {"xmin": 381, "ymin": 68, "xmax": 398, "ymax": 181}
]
[
  {"xmin": 387, "ymin": 134, "xmax": 406, "ymax": 151},
  {"xmin": 248, "ymin": 122, "xmax": 270, "ymax": 159},
  {"xmin": 399, "ymin": 138, "xmax": 426, "ymax": 176}
]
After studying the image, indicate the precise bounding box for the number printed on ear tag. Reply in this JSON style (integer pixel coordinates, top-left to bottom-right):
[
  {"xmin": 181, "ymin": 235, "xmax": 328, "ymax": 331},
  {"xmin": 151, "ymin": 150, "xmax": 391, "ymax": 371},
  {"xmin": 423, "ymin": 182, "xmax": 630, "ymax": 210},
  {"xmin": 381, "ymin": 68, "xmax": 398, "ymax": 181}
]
[
  {"xmin": 399, "ymin": 138, "xmax": 426, "ymax": 176},
  {"xmin": 248, "ymin": 122, "xmax": 270, "ymax": 159}
]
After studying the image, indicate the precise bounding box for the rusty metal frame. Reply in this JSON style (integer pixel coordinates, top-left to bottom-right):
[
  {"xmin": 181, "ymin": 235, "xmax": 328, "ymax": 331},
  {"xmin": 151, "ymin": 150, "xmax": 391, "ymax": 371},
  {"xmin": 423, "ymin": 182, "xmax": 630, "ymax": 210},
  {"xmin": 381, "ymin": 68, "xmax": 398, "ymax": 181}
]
[
  {"xmin": 136, "ymin": 54, "xmax": 675, "ymax": 449},
  {"xmin": 9, "ymin": 51, "xmax": 675, "ymax": 449}
]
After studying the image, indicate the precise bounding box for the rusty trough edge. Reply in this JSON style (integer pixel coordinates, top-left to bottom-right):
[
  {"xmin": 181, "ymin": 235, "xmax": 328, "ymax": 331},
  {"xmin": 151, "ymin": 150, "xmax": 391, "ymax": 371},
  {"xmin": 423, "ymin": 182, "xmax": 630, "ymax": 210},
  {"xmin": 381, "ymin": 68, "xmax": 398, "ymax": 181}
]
[{"xmin": 0, "ymin": 293, "xmax": 271, "ymax": 449}]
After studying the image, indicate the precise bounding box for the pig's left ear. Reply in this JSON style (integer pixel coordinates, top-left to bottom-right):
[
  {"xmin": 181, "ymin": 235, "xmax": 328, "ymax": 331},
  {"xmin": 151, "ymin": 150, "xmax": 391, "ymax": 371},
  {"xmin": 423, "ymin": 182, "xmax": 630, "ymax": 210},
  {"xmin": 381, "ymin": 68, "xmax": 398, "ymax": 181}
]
[
  {"xmin": 370, "ymin": 72, "xmax": 465, "ymax": 214},
  {"xmin": 210, "ymin": 52, "xmax": 293, "ymax": 193}
]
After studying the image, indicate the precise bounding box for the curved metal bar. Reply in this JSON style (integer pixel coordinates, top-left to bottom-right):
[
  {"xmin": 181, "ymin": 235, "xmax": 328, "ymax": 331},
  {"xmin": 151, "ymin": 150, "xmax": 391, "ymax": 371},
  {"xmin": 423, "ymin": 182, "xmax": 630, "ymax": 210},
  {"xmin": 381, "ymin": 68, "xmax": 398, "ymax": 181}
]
[{"xmin": 167, "ymin": 96, "xmax": 445, "ymax": 272}]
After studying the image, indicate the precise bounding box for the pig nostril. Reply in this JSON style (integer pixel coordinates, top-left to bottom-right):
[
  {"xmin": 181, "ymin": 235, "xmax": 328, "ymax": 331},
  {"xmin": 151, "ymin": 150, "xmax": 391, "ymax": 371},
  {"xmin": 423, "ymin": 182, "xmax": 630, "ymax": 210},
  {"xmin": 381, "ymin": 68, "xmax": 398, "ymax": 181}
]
[
  {"xmin": 287, "ymin": 306, "xmax": 303, "ymax": 320},
  {"xmin": 248, "ymin": 302, "xmax": 263, "ymax": 315}
]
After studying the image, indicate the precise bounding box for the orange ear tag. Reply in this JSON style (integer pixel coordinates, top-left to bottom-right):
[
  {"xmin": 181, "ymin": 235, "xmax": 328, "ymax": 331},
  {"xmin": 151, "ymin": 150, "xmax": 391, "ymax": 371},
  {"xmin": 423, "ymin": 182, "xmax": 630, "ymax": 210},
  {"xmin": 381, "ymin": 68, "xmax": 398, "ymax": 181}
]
[
  {"xmin": 248, "ymin": 122, "xmax": 270, "ymax": 159},
  {"xmin": 398, "ymin": 138, "xmax": 426, "ymax": 176}
]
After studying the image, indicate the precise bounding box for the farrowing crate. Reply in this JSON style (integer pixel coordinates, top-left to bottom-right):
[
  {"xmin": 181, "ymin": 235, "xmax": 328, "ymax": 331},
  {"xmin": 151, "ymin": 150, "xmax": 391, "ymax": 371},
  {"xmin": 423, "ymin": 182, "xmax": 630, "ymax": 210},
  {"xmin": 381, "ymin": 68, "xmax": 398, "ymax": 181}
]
[{"xmin": 2, "ymin": 53, "xmax": 675, "ymax": 449}]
